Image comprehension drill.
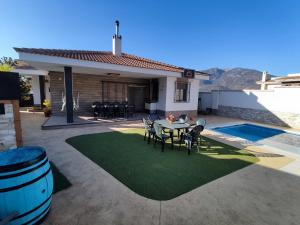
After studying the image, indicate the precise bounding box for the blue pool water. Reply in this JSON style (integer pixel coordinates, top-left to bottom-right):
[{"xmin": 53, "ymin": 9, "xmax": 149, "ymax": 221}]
[{"xmin": 213, "ymin": 123, "xmax": 286, "ymax": 142}]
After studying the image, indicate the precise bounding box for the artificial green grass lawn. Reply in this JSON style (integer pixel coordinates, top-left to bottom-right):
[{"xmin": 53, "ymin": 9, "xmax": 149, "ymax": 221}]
[
  {"xmin": 66, "ymin": 129, "xmax": 258, "ymax": 200},
  {"xmin": 50, "ymin": 162, "xmax": 72, "ymax": 194}
]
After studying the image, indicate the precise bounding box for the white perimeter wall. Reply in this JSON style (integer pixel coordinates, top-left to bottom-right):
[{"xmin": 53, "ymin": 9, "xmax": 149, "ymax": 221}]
[
  {"xmin": 199, "ymin": 92, "xmax": 212, "ymax": 111},
  {"xmin": 211, "ymin": 88, "xmax": 300, "ymax": 114}
]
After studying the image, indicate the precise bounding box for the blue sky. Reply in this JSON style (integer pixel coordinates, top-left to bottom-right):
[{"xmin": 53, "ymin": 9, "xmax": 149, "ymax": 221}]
[{"xmin": 1, "ymin": 0, "xmax": 299, "ymax": 75}]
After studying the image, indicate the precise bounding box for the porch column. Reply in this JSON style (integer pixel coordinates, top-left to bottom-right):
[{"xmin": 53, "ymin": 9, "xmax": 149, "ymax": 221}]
[
  {"xmin": 38, "ymin": 75, "xmax": 45, "ymax": 107},
  {"xmin": 64, "ymin": 66, "xmax": 73, "ymax": 123}
]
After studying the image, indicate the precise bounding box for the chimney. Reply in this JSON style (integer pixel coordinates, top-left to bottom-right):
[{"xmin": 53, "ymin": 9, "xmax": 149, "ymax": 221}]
[
  {"xmin": 112, "ymin": 20, "xmax": 122, "ymax": 56},
  {"xmin": 261, "ymin": 71, "xmax": 270, "ymax": 90}
]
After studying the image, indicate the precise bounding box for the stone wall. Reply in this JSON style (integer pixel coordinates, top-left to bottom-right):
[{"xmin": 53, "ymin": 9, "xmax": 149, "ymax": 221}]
[
  {"xmin": 49, "ymin": 72, "xmax": 149, "ymax": 115},
  {"xmin": 217, "ymin": 105, "xmax": 300, "ymax": 129},
  {"xmin": 0, "ymin": 104, "xmax": 16, "ymax": 150}
]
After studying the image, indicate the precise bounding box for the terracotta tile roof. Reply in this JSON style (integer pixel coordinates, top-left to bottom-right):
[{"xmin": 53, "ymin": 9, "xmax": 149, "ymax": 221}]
[{"xmin": 14, "ymin": 48, "xmax": 208, "ymax": 75}]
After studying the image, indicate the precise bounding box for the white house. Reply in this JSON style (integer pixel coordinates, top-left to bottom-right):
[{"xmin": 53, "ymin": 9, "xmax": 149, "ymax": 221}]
[
  {"xmin": 14, "ymin": 21, "xmax": 209, "ymax": 123},
  {"xmin": 258, "ymin": 71, "xmax": 300, "ymax": 90}
]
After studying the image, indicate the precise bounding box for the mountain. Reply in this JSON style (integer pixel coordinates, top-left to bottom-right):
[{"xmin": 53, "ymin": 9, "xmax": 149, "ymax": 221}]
[{"xmin": 200, "ymin": 67, "xmax": 270, "ymax": 91}]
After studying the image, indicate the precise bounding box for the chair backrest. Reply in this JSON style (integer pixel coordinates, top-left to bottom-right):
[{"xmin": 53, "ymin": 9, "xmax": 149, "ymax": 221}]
[
  {"xmin": 179, "ymin": 114, "xmax": 188, "ymax": 123},
  {"xmin": 190, "ymin": 125, "xmax": 204, "ymax": 140},
  {"xmin": 103, "ymin": 102, "xmax": 109, "ymax": 108},
  {"xmin": 113, "ymin": 102, "xmax": 119, "ymax": 107},
  {"xmin": 153, "ymin": 122, "xmax": 163, "ymax": 139},
  {"xmin": 148, "ymin": 114, "xmax": 160, "ymax": 122},
  {"xmin": 92, "ymin": 101, "xmax": 101, "ymax": 108},
  {"xmin": 142, "ymin": 118, "xmax": 150, "ymax": 131},
  {"xmin": 119, "ymin": 103, "xmax": 125, "ymax": 109},
  {"xmin": 196, "ymin": 118, "xmax": 206, "ymax": 127}
]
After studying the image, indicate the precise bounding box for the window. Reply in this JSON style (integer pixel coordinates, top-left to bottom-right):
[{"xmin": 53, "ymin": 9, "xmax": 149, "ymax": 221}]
[
  {"xmin": 149, "ymin": 79, "xmax": 159, "ymax": 102},
  {"xmin": 175, "ymin": 80, "xmax": 190, "ymax": 102}
]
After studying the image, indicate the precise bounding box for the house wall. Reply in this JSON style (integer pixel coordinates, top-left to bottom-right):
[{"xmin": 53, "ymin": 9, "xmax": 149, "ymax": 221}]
[
  {"xmin": 50, "ymin": 72, "xmax": 201, "ymax": 118},
  {"xmin": 49, "ymin": 72, "xmax": 148, "ymax": 115},
  {"xmin": 165, "ymin": 77, "xmax": 199, "ymax": 117},
  {"xmin": 31, "ymin": 76, "xmax": 41, "ymax": 105},
  {"xmin": 156, "ymin": 77, "xmax": 167, "ymax": 113},
  {"xmin": 155, "ymin": 77, "xmax": 199, "ymax": 118},
  {"xmin": 210, "ymin": 88, "xmax": 300, "ymax": 128}
]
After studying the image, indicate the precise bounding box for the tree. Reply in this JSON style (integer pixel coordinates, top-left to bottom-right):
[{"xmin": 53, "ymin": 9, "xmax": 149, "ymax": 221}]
[
  {"xmin": 0, "ymin": 64, "xmax": 12, "ymax": 71},
  {"xmin": 0, "ymin": 56, "xmax": 15, "ymax": 71},
  {"xmin": 20, "ymin": 76, "xmax": 31, "ymax": 94},
  {"xmin": 0, "ymin": 57, "xmax": 16, "ymax": 66}
]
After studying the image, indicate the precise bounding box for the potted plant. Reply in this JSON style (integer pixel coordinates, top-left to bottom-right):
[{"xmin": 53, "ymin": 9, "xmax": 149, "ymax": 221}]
[
  {"xmin": 166, "ymin": 113, "xmax": 176, "ymax": 123},
  {"xmin": 43, "ymin": 100, "xmax": 52, "ymax": 117}
]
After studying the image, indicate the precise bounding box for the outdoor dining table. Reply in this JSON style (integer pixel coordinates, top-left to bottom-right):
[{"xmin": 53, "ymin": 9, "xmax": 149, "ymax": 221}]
[{"xmin": 155, "ymin": 119, "xmax": 191, "ymax": 141}]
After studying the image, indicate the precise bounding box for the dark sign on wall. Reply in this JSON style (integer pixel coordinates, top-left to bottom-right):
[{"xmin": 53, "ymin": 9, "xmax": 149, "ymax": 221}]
[
  {"xmin": 0, "ymin": 103, "xmax": 4, "ymax": 114},
  {"xmin": 182, "ymin": 69, "xmax": 195, "ymax": 79},
  {"xmin": 0, "ymin": 72, "xmax": 20, "ymax": 100}
]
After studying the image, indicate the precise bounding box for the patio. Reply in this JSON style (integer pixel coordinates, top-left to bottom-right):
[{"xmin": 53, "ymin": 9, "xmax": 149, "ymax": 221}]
[
  {"xmin": 21, "ymin": 112, "xmax": 300, "ymax": 225},
  {"xmin": 41, "ymin": 113, "xmax": 147, "ymax": 130}
]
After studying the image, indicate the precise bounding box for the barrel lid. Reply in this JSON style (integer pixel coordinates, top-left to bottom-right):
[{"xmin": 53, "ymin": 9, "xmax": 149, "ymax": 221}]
[{"xmin": 0, "ymin": 146, "xmax": 46, "ymax": 172}]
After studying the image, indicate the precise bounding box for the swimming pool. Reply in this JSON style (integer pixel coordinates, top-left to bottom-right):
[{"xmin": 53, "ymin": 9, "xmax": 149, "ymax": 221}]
[{"xmin": 212, "ymin": 123, "xmax": 286, "ymax": 142}]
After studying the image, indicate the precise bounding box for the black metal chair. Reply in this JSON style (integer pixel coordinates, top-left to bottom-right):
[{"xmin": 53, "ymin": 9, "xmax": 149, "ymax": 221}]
[
  {"xmin": 189, "ymin": 118, "xmax": 206, "ymax": 131},
  {"xmin": 92, "ymin": 102, "xmax": 101, "ymax": 118},
  {"xmin": 179, "ymin": 125, "xmax": 204, "ymax": 155},
  {"xmin": 112, "ymin": 102, "xmax": 120, "ymax": 117},
  {"xmin": 122, "ymin": 101, "xmax": 129, "ymax": 118},
  {"xmin": 107, "ymin": 103, "xmax": 114, "ymax": 118},
  {"xmin": 102, "ymin": 102, "xmax": 110, "ymax": 118},
  {"xmin": 118, "ymin": 103, "xmax": 125, "ymax": 118}
]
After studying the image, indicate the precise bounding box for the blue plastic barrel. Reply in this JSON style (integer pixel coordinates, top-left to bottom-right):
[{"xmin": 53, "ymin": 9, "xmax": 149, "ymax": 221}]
[{"xmin": 0, "ymin": 146, "xmax": 53, "ymax": 225}]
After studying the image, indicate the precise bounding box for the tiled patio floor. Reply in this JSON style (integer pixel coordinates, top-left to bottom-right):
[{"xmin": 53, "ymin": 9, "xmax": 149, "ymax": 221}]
[{"xmin": 21, "ymin": 112, "xmax": 300, "ymax": 225}]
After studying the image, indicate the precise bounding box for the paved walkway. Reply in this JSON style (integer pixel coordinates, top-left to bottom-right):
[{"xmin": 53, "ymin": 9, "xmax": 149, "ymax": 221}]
[{"xmin": 21, "ymin": 112, "xmax": 300, "ymax": 225}]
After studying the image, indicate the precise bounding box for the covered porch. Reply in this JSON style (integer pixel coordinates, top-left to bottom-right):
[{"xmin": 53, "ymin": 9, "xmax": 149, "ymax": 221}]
[{"xmin": 47, "ymin": 66, "xmax": 162, "ymax": 124}]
